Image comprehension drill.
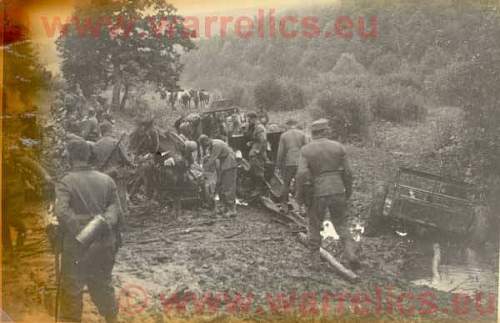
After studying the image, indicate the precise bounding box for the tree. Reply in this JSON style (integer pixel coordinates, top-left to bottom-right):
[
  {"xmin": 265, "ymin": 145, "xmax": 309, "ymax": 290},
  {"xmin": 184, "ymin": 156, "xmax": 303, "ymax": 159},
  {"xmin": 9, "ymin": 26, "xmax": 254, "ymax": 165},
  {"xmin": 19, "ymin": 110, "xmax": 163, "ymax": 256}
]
[
  {"xmin": 434, "ymin": 12, "xmax": 500, "ymax": 204},
  {"xmin": 57, "ymin": 0, "xmax": 195, "ymax": 109},
  {"xmin": 3, "ymin": 18, "xmax": 50, "ymax": 112}
]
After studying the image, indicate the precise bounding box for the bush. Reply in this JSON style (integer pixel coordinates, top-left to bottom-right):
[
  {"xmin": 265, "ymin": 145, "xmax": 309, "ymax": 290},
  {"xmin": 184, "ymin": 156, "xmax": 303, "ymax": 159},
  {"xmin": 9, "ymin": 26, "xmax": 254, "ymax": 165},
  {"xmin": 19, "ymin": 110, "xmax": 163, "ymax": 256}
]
[
  {"xmin": 225, "ymin": 85, "xmax": 246, "ymax": 107},
  {"xmin": 254, "ymin": 78, "xmax": 306, "ymax": 112},
  {"xmin": 331, "ymin": 53, "xmax": 367, "ymax": 75},
  {"xmin": 372, "ymin": 85, "xmax": 427, "ymax": 123},
  {"xmin": 383, "ymin": 70, "xmax": 423, "ymax": 91},
  {"xmin": 315, "ymin": 87, "xmax": 371, "ymax": 141},
  {"xmin": 370, "ymin": 52, "xmax": 401, "ymax": 75}
]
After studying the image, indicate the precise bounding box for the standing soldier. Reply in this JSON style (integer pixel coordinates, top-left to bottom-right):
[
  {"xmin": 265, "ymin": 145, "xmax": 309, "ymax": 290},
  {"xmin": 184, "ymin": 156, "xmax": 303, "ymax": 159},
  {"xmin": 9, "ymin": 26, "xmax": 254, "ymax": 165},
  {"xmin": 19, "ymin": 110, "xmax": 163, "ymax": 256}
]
[
  {"xmin": 81, "ymin": 108, "xmax": 101, "ymax": 142},
  {"xmin": 92, "ymin": 122, "xmax": 132, "ymax": 215},
  {"xmin": 256, "ymin": 107, "xmax": 269, "ymax": 127},
  {"xmin": 246, "ymin": 112, "xmax": 269, "ymax": 196},
  {"xmin": 55, "ymin": 139, "xmax": 122, "ymax": 323},
  {"xmin": 128, "ymin": 118, "xmax": 160, "ymax": 201},
  {"xmin": 276, "ymin": 118, "xmax": 307, "ymax": 211},
  {"xmin": 199, "ymin": 135, "xmax": 237, "ymax": 217},
  {"xmin": 295, "ymin": 119, "xmax": 357, "ymax": 270}
]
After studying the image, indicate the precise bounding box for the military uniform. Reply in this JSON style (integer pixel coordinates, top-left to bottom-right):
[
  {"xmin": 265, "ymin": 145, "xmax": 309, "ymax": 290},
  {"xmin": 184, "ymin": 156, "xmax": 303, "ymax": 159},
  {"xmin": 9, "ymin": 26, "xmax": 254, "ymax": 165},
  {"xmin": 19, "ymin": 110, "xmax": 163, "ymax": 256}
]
[
  {"xmin": 81, "ymin": 116, "xmax": 101, "ymax": 142},
  {"xmin": 203, "ymin": 139, "xmax": 237, "ymax": 214},
  {"xmin": 248, "ymin": 121, "xmax": 268, "ymax": 193},
  {"xmin": 55, "ymin": 161, "xmax": 122, "ymax": 322},
  {"xmin": 276, "ymin": 126, "xmax": 307, "ymax": 204},
  {"xmin": 128, "ymin": 122, "xmax": 160, "ymax": 199},
  {"xmin": 93, "ymin": 134, "xmax": 131, "ymax": 214},
  {"xmin": 295, "ymin": 119, "xmax": 355, "ymax": 267}
]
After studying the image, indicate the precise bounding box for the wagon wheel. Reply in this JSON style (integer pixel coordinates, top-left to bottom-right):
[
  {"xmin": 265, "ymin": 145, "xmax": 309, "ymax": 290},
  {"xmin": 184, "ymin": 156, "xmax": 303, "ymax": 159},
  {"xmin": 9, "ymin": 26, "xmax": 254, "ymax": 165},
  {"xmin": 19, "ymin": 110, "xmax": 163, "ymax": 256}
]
[{"xmin": 365, "ymin": 181, "xmax": 390, "ymax": 236}]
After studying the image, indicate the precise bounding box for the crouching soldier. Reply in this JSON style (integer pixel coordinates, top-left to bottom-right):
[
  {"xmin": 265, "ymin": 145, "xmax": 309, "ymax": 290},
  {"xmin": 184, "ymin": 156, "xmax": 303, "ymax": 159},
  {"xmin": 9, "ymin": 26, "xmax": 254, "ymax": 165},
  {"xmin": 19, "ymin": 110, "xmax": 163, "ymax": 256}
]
[
  {"xmin": 55, "ymin": 139, "xmax": 122, "ymax": 322},
  {"xmin": 295, "ymin": 119, "xmax": 358, "ymax": 271},
  {"xmin": 199, "ymin": 135, "xmax": 237, "ymax": 217}
]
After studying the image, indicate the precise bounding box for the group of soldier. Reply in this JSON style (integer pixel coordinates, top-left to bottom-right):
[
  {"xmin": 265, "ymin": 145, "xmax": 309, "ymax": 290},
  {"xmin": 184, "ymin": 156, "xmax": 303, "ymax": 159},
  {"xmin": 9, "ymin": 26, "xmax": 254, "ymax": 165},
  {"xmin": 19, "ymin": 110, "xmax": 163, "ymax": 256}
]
[
  {"xmin": 4, "ymin": 88, "xmax": 359, "ymax": 322},
  {"xmin": 194, "ymin": 112, "xmax": 359, "ymax": 271}
]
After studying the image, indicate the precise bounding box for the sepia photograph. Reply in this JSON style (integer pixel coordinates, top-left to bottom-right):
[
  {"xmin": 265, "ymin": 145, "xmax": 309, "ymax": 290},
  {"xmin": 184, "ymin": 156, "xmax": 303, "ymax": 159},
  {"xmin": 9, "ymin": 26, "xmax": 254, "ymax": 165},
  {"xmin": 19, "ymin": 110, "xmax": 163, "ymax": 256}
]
[{"xmin": 1, "ymin": 0, "xmax": 499, "ymax": 321}]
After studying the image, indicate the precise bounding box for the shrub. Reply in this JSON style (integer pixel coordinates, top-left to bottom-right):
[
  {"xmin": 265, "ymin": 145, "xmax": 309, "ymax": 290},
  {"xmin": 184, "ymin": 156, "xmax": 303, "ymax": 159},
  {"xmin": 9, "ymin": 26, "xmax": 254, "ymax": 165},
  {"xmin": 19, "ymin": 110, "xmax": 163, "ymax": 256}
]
[
  {"xmin": 383, "ymin": 70, "xmax": 422, "ymax": 91},
  {"xmin": 254, "ymin": 78, "xmax": 306, "ymax": 112},
  {"xmin": 225, "ymin": 85, "xmax": 246, "ymax": 107},
  {"xmin": 370, "ymin": 52, "xmax": 401, "ymax": 75},
  {"xmin": 331, "ymin": 53, "xmax": 367, "ymax": 75},
  {"xmin": 372, "ymin": 85, "xmax": 427, "ymax": 123},
  {"xmin": 315, "ymin": 87, "xmax": 371, "ymax": 141}
]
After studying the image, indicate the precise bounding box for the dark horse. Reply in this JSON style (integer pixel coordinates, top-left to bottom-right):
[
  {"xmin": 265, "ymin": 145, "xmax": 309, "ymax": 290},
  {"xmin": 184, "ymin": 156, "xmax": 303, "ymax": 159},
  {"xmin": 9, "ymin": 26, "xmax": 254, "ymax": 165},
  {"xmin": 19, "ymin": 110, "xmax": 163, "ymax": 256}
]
[{"xmin": 128, "ymin": 123, "xmax": 196, "ymax": 216}]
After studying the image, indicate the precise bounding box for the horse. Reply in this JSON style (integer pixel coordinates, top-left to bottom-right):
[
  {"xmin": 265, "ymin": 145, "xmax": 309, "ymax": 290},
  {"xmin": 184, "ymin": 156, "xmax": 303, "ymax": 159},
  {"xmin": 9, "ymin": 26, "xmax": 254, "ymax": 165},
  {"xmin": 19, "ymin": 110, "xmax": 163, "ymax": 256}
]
[
  {"xmin": 179, "ymin": 90, "xmax": 191, "ymax": 109},
  {"xmin": 199, "ymin": 90, "xmax": 210, "ymax": 108},
  {"xmin": 168, "ymin": 90, "xmax": 178, "ymax": 110},
  {"xmin": 129, "ymin": 122, "xmax": 209, "ymax": 216},
  {"xmin": 189, "ymin": 89, "xmax": 200, "ymax": 109}
]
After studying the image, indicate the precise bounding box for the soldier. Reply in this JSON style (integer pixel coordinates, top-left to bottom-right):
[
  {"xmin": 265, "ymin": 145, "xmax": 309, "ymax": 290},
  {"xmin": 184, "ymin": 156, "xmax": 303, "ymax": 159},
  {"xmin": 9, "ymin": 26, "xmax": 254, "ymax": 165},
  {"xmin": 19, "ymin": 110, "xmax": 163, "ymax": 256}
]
[
  {"xmin": 3, "ymin": 145, "xmax": 52, "ymax": 254},
  {"xmin": 276, "ymin": 118, "xmax": 307, "ymax": 210},
  {"xmin": 128, "ymin": 118, "xmax": 159, "ymax": 201},
  {"xmin": 246, "ymin": 112, "xmax": 269, "ymax": 195},
  {"xmin": 256, "ymin": 107, "xmax": 269, "ymax": 127},
  {"xmin": 129, "ymin": 117, "xmax": 159, "ymax": 157},
  {"xmin": 295, "ymin": 119, "xmax": 358, "ymax": 270},
  {"xmin": 55, "ymin": 139, "xmax": 122, "ymax": 323},
  {"xmin": 81, "ymin": 108, "xmax": 101, "ymax": 142},
  {"xmin": 93, "ymin": 122, "xmax": 132, "ymax": 215},
  {"xmin": 199, "ymin": 134, "xmax": 237, "ymax": 217}
]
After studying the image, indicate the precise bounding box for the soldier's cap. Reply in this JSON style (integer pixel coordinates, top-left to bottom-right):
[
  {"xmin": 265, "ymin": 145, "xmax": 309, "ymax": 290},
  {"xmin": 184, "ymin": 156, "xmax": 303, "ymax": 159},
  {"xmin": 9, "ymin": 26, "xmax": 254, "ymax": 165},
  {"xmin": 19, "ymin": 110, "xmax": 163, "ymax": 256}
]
[
  {"xmin": 67, "ymin": 139, "xmax": 91, "ymax": 161},
  {"xmin": 285, "ymin": 118, "xmax": 298, "ymax": 126},
  {"xmin": 247, "ymin": 112, "xmax": 258, "ymax": 119},
  {"xmin": 310, "ymin": 119, "xmax": 330, "ymax": 132}
]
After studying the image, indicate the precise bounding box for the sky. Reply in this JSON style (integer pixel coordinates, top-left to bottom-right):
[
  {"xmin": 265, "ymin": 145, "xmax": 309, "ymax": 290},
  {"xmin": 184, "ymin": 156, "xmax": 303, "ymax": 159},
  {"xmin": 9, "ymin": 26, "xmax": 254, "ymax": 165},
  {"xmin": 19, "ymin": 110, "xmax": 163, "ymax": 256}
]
[{"xmin": 14, "ymin": 0, "xmax": 336, "ymax": 73}]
